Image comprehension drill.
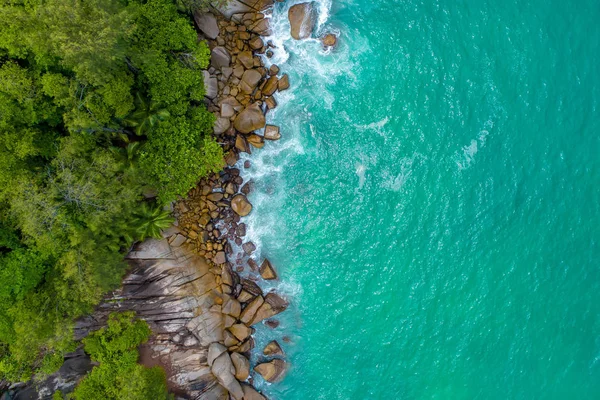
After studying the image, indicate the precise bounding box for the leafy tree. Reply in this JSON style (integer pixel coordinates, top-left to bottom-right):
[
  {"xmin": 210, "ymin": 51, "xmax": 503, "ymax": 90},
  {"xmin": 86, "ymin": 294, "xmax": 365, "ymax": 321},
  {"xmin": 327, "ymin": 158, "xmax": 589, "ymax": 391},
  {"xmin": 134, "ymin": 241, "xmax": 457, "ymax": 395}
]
[
  {"xmin": 123, "ymin": 93, "xmax": 170, "ymax": 136},
  {"xmin": 131, "ymin": 203, "xmax": 175, "ymax": 241},
  {"xmin": 72, "ymin": 312, "xmax": 170, "ymax": 400}
]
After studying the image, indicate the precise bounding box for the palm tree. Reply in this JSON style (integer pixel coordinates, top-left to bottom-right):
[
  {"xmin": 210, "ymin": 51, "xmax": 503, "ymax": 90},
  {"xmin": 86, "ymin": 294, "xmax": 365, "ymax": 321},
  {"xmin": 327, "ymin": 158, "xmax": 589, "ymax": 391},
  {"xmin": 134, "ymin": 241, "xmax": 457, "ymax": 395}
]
[
  {"xmin": 131, "ymin": 202, "xmax": 174, "ymax": 242},
  {"xmin": 123, "ymin": 93, "xmax": 170, "ymax": 136}
]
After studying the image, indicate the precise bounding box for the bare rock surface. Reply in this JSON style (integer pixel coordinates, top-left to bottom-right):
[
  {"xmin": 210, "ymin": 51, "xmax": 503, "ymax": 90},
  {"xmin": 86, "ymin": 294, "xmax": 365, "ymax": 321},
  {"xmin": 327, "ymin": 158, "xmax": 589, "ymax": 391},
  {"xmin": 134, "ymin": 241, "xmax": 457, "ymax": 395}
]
[{"xmin": 288, "ymin": 2, "xmax": 317, "ymax": 40}]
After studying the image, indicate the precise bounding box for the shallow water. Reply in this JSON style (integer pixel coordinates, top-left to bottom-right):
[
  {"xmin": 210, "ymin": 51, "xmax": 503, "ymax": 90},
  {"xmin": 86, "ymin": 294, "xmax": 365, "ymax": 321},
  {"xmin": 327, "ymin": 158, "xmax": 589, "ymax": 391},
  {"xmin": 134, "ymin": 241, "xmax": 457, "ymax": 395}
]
[{"xmin": 240, "ymin": 0, "xmax": 600, "ymax": 398}]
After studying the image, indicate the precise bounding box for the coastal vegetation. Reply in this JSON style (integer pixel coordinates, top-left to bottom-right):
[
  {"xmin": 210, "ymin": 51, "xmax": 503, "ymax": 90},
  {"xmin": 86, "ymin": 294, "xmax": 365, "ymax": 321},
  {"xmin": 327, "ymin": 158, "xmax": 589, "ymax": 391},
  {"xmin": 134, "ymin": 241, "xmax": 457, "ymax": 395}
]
[
  {"xmin": 0, "ymin": 0, "xmax": 223, "ymax": 383},
  {"xmin": 71, "ymin": 312, "xmax": 170, "ymax": 400}
]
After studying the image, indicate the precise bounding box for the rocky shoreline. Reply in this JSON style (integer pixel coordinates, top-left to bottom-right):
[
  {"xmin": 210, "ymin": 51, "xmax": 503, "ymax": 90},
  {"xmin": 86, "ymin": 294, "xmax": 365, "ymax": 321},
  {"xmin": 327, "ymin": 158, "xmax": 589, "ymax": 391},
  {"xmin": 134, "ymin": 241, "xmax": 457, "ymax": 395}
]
[{"xmin": 1, "ymin": 2, "xmax": 333, "ymax": 399}]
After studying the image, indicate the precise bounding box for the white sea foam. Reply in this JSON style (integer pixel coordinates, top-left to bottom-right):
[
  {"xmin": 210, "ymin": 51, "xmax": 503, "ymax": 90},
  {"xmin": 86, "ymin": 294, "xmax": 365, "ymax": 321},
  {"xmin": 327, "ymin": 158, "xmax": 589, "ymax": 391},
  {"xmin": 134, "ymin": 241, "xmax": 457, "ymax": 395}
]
[{"xmin": 455, "ymin": 119, "xmax": 494, "ymax": 170}]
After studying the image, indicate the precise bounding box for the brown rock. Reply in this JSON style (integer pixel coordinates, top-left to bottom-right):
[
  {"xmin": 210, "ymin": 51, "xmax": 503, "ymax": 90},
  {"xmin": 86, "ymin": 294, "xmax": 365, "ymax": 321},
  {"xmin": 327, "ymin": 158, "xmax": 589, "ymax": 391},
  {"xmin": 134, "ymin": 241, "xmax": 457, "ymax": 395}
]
[
  {"xmin": 224, "ymin": 330, "xmax": 240, "ymax": 347},
  {"xmin": 194, "ymin": 12, "xmax": 220, "ymax": 40},
  {"xmin": 249, "ymin": 292, "xmax": 288, "ymax": 325},
  {"xmin": 262, "ymin": 75, "xmax": 279, "ymax": 96},
  {"xmin": 207, "ymin": 192, "xmax": 224, "ymax": 202},
  {"xmin": 263, "ymin": 340, "xmax": 285, "ymax": 356},
  {"xmin": 264, "ymin": 125, "xmax": 281, "ymax": 140},
  {"xmin": 269, "ymin": 64, "xmax": 280, "ymax": 75},
  {"xmin": 231, "ymin": 352, "xmax": 250, "ymax": 381},
  {"xmin": 321, "ymin": 33, "xmax": 337, "ymax": 47},
  {"xmin": 214, "ymin": 251, "xmax": 227, "ymax": 265},
  {"xmin": 259, "ymin": 259, "xmax": 278, "ymax": 280},
  {"xmin": 288, "ymin": 2, "xmax": 317, "ymax": 40},
  {"xmin": 241, "ymin": 384, "xmax": 267, "ymax": 400},
  {"xmin": 238, "ymin": 51, "xmax": 255, "ymax": 69},
  {"xmin": 229, "ymin": 323, "xmax": 253, "ymax": 341},
  {"xmin": 278, "ymin": 74, "xmax": 290, "ymax": 91},
  {"xmin": 247, "ymin": 134, "xmax": 265, "ymax": 148},
  {"xmin": 254, "ymin": 359, "xmax": 287, "ymax": 382},
  {"xmin": 207, "ymin": 342, "xmax": 227, "ymax": 366},
  {"xmin": 212, "ymin": 352, "xmax": 244, "ymax": 400},
  {"xmin": 265, "ymin": 319, "xmax": 280, "ymax": 329},
  {"xmin": 239, "ymin": 295, "xmax": 264, "ymax": 324},
  {"xmin": 235, "ymin": 135, "xmax": 249, "ymax": 153},
  {"xmin": 222, "ymin": 296, "xmax": 242, "ymax": 317},
  {"xmin": 249, "ymin": 36, "xmax": 264, "ymax": 50},
  {"xmin": 233, "ymin": 103, "xmax": 266, "ymax": 134},
  {"xmin": 231, "ymin": 194, "xmax": 253, "ymax": 216},
  {"xmin": 265, "ymin": 96, "xmax": 277, "ymax": 110},
  {"xmin": 240, "ymin": 69, "xmax": 262, "ymax": 94},
  {"xmin": 242, "ymin": 241, "xmax": 256, "ymax": 255},
  {"xmin": 214, "ymin": 117, "xmax": 231, "ymax": 135}
]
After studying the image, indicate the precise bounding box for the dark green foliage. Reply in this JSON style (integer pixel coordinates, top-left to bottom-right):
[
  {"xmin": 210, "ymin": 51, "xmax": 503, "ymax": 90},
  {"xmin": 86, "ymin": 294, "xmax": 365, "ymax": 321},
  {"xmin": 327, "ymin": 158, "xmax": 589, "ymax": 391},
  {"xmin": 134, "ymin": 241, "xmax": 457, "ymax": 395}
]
[
  {"xmin": 0, "ymin": 0, "xmax": 222, "ymax": 382},
  {"xmin": 72, "ymin": 312, "xmax": 170, "ymax": 400}
]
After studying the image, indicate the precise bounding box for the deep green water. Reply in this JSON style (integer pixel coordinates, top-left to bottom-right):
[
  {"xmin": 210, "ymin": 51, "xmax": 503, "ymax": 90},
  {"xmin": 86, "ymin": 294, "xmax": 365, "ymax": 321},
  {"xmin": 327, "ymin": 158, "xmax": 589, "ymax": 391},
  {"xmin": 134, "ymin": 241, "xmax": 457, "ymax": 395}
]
[{"xmin": 241, "ymin": 0, "xmax": 600, "ymax": 398}]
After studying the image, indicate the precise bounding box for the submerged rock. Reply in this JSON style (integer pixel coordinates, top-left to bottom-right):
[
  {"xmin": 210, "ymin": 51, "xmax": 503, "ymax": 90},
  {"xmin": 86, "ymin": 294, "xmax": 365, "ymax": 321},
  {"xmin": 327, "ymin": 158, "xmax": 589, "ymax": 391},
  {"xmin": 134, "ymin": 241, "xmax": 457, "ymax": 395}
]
[
  {"xmin": 321, "ymin": 33, "xmax": 337, "ymax": 47},
  {"xmin": 263, "ymin": 340, "xmax": 284, "ymax": 356},
  {"xmin": 254, "ymin": 359, "xmax": 287, "ymax": 382},
  {"xmin": 288, "ymin": 2, "xmax": 317, "ymax": 40}
]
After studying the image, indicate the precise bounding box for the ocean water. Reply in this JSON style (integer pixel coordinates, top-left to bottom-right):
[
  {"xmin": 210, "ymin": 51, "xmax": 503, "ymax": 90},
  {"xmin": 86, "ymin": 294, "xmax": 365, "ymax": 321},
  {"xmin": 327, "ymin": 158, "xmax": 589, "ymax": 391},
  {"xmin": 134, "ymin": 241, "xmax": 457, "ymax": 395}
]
[{"xmin": 239, "ymin": 0, "xmax": 600, "ymax": 398}]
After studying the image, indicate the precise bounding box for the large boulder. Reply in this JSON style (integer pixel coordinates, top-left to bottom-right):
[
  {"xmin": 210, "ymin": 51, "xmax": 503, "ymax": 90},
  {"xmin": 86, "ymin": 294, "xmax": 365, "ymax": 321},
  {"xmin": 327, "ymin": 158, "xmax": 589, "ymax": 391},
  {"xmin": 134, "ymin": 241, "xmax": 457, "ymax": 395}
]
[
  {"xmin": 211, "ymin": 352, "xmax": 244, "ymax": 400},
  {"xmin": 278, "ymin": 74, "xmax": 290, "ymax": 91},
  {"xmin": 288, "ymin": 2, "xmax": 317, "ymax": 40},
  {"xmin": 249, "ymin": 292, "xmax": 288, "ymax": 325},
  {"xmin": 321, "ymin": 33, "xmax": 337, "ymax": 47},
  {"xmin": 254, "ymin": 359, "xmax": 287, "ymax": 382},
  {"xmin": 233, "ymin": 103, "xmax": 265, "ymax": 133},
  {"xmin": 229, "ymin": 323, "xmax": 253, "ymax": 341},
  {"xmin": 259, "ymin": 259, "xmax": 277, "ymax": 280},
  {"xmin": 239, "ymin": 295, "xmax": 264, "ymax": 324},
  {"xmin": 263, "ymin": 340, "xmax": 284, "ymax": 356},
  {"xmin": 194, "ymin": 12, "xmax": 219, "ymax": 39},
  {"xmin": 231, "ymin": 352, "xmax": 250, "ymax": 381},
  {"xmin": 241, "ymin": 384, "xmax": 267, "ymax": 400},
  {"xmin": 211, "ymin": 46, "xmax": 231, "ymax": 69},
  {"xmin": 231, "ymin": 194, "xmax": 253, "ymax": 216},
  {"xmin": 240, "ymin": 69, "xmax": 262, "ymax": 94},
  {"xmin": 264, "ymin": 125, "xmax": 281, "ymax": 140},
  {"xmin": 262, "ymin": 75, "xmax": 279, "ymax": 96}
]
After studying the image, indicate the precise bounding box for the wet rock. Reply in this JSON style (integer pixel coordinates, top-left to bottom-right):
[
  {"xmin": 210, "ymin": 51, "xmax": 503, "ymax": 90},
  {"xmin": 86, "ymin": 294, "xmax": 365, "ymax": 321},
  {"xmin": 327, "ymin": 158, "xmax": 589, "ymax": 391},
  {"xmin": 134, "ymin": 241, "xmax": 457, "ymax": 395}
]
[
  {"xmin": 254, "ymin": 359, "xmax": 287, "ymax": 382},
  {"xmin": 269, "ymin": 64, "xmax": 280, "ymax": 75},
  {"xmin": 231, "ymin": 194, "xmax": 253, "ymax": 216},
  {"xmin": 211, "ymin": 46, "xmax": 231, "ymax": 69},
  {"xmin": 249, "ymin": 292, "xmax": 288, "ymax": 325},
  {"xmin": 242, "ymin": 242, "xmax": 256, "ymax": 255},
  {"xmin": 263, "ymin": 340, "xmax": 284, "ymax": 356},
  {"xmin": 321, "ymin": 33, "xmax": 337, "ymax": 47},
  {"xmin": 231, "ymin": 352, "xmax": 250, "ymax": 381},
  {"xmin": 288, "ymin": 2, "xmax": 317, "ymax": 40},
  {"xmin": 249, "ymin": 36, "xmax": 264, "ymax": 50},
  {"xmin": 239, "ymin": 295, "xmax": 264, "ymax": 324},
  {"xmin": 278, "ymin": 74, "xmax": 290, "ymax": 91},
  {"xmin": 233, "ymin": 103, "xmax": 266, "ymax": 133},
  {"xmin": 264, "ymin": 124, "xmax": 281, "ymax": 140},
  {"xmin": 265, "ymin": 319, "xmax": 280, "ymax": 329},
  {"xmin": 194, "ymin": 12, "xmax": 220, "ymax": 39},
  {"xmin": 259, "ymin": 259, "xmax": 277, "ymax": 280},
  {"xmin": 246, "ymin": 134, "xmax": 265, "ymax": 149},
  {"xmin": 262, "ymin": 75, "xmax": 279, "ymax": 96}
]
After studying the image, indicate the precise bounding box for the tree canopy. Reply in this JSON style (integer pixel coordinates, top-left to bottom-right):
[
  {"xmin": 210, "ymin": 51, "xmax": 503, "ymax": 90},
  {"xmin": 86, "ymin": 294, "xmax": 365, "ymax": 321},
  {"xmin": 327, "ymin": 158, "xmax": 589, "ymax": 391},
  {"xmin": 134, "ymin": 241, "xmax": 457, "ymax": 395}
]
[{"xmin": 0, "ymin": 0, "xmax": 222, "ymax": 382}]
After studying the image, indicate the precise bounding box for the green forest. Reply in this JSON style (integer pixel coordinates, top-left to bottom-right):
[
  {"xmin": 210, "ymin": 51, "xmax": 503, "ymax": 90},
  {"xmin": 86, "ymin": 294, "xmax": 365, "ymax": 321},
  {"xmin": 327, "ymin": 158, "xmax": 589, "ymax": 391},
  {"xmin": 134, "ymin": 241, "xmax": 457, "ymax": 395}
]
[{"xmin": 0, "ymin": 0, "xmax": 221, "ymax": 386}]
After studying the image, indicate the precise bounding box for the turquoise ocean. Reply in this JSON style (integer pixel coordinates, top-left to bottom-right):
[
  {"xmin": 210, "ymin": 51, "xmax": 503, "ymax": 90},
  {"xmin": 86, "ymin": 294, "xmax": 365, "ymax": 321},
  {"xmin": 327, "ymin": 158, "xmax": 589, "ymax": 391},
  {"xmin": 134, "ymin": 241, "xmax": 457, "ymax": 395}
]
[{"xmin": 239, "ymin": 0, "xmax": 600, "ymax": 398}]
